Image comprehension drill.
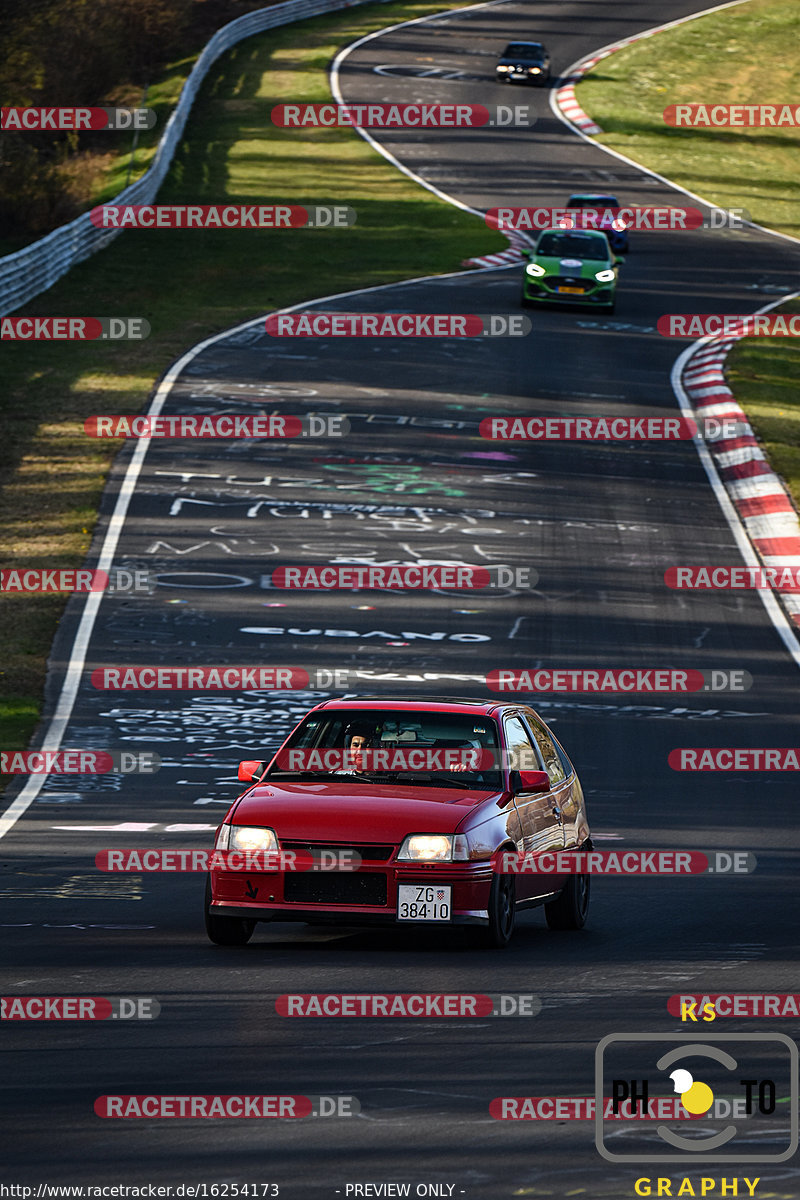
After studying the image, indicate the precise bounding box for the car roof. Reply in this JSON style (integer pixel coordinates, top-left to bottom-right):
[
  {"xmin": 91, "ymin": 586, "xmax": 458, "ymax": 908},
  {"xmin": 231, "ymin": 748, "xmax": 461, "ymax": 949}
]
[
  {"xmin": 309, "ymin": 697, "xmax": 509, "ymax": 716},
  {"xmin": 537, "ymin": 225, "xmax": 608, "ymax": 239},
  {"xmin": 568, "ymin": 193, "xmax": 619, "ymax": 203},
  {"xmin": 502, "ymin": 41, "xmax": 545, "ymax": 51}
]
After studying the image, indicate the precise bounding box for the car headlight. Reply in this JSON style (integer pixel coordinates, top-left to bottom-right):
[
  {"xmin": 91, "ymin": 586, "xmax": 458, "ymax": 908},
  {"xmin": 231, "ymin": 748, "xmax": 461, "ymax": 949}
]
[
  {"xmin": 397, "ymin": 834, "xmax": 469, "ymax": 862},
  {"xmin": 611, "ymin": 218, "xmax": 627, "ymax": 232},
  {"xmin": 528, "ymin": 67, "xmax": 541, "ymax": 73},
  {"xmin": 216, "ymin": 825, "xmax": 278, "ymax": 852},
  {"xmin": 497, "ymin": 65, "xmax": 511, "ymax": 72},
  {"xmin": 595, "ymin": 269, "xmax": 616, "ymax": 282},
  {"xmin": 526, "ymin": 262, "xmax": 547, "ymax": 277}
]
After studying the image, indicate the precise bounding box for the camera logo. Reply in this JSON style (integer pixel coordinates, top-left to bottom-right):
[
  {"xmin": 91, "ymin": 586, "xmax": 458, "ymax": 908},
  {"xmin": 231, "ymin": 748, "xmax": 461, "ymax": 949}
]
[
  {"xmin": 596, "ymin": 1033, "xmax": 798, "ymax": 1162},
  {"xmin": 669, "ymin": 1066, "xmax": 714, "ymax": 1115}
]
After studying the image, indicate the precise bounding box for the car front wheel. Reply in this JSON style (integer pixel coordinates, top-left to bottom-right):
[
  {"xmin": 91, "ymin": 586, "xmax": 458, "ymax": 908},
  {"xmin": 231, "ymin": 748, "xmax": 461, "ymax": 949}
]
[
  {"xmin": 484, "ymin": 872, "xmax": 516, "ymax": 947},
  {"xmin": 545, "ymin": 871, "xmax": 590, "ymax": 930},
  {"xmin": 204, "ymin": 877, "xmax": 256, "ymax": 945}
]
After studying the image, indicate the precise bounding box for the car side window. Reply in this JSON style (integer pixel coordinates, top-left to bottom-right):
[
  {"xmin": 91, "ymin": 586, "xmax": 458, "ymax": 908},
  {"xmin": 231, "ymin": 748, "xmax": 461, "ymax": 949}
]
[
  {"xmin": 524, "ymin": 714, "xmax": 568, "ymax": 785},
  {"xmin": 503, "ymin": 715, "xmax": 542, "ymax": 774}
]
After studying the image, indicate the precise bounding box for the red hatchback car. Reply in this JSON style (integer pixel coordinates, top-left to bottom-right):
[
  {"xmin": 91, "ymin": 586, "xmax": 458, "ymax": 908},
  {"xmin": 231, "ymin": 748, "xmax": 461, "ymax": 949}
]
[{"xmin": 204, "ymin": 698, "xmax": 591, "ymax": 948}]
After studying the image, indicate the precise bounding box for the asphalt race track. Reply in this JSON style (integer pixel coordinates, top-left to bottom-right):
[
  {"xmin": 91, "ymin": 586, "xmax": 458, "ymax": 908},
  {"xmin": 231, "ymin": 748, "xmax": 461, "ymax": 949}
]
[{"xmin": 2, "ymin": 1, "xmax": 800, "ymax": 1197}]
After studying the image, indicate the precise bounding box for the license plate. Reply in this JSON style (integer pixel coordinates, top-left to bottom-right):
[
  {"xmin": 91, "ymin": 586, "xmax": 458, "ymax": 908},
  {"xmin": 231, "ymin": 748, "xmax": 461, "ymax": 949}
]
[
  {"xmin": 397, "ymin": 884, "xmax": 452, "ymax": 922},
  {"xmin": 557, "ymin": 285, "xmax": 584, "ymax": 294}
]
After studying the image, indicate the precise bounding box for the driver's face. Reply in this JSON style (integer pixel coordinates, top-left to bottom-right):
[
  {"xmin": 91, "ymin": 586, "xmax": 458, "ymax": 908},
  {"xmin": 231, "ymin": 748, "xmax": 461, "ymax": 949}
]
[{"xmin": 349, "ymin": 735, "xmax": 367, "ymax": 752}]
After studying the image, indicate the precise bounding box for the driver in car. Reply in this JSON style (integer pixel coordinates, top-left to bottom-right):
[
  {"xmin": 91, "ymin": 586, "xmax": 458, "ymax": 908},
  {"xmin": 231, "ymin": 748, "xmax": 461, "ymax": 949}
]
[{"xmin": 336, "ymin": 722, "xmax": 375, "ymax": 775}]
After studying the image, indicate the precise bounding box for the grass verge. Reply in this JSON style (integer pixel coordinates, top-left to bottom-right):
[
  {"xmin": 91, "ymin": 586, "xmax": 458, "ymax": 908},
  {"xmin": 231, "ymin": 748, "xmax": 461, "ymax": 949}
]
[
  {"xmin": 0, "ymin": 0, "xmax": 290, "ymax": 258},
  {"xmin": 724, "ymin": 299, "xmax": 800, "ymax": 503},
  {"xmin": 576, "ymin": 0, "xmax": 800, "ymax": 515},
  {"xmin": 576, "ymin": 0, "xmax": 800, "ymax": 239},
  {"xmin": 0, "ymin": 0, "xmax": 503, "ymax": 770}
]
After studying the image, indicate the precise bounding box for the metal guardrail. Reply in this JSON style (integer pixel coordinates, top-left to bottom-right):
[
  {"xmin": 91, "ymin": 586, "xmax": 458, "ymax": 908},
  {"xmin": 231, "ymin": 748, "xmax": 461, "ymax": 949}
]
[{"xmin": 0, "ymin": 0, "xmax": 383, "ymax": 316}]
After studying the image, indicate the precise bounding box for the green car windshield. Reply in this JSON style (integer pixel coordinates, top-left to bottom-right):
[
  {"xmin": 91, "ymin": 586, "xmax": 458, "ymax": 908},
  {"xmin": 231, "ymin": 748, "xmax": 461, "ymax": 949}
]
[{"xmin": 537, "ymin": 232, "xmax": 609, "ymax": 261}]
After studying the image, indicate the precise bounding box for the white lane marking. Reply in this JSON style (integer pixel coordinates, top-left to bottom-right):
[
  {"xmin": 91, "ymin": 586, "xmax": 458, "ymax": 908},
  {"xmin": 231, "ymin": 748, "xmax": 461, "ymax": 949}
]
[
  {"xmin": 330, "ymin": 0, "xmax": 514, "ymax": 217},
  {"xmin": 0, "ymin": 262, "xmax": 513, "ymax": 843},
  {"xmin": 548, "ymin": 0, "xmax": 800, "ymax": 248},
  {"xmin": 544, "ymin": 8, "xmax": 800, "ymax": 664},
  {"xmin": 49, "ymin": 823, "xmax": 218, "ymax": 832},
  {"xmin": 670, "ymin": 315, "xmax": 800, "ymax": 670}
]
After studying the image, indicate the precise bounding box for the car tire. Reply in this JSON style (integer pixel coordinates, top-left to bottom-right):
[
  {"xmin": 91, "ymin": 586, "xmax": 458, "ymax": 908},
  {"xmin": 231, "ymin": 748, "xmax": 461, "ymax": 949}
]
[
  {"xmin": 204, "ymin": 877, "xmax": 256, "ymax": 945},
  {"xmin": 483, "ymin": 872, "xmax": 516, "ymax": 947},
  {"xmin": 545, "ymin": 871, "xmax": 590, "ymax": 930},
  {"xmin": 602, "ymin": 302, "xmax": 616, "ymax": 314}
]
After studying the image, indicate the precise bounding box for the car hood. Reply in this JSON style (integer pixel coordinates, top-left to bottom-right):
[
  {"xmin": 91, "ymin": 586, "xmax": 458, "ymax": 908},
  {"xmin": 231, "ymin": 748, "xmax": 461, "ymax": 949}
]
[
  {"xmin": 499, "ymin": 56, "xmax": 546, "ymax": 66},
  {"xmin": 534, "ymin": 254, "xmax": 607, "ymax": 277},
  {"xmin": 232, "ymin": 780, "xmax": 500, "ymax": 840}
]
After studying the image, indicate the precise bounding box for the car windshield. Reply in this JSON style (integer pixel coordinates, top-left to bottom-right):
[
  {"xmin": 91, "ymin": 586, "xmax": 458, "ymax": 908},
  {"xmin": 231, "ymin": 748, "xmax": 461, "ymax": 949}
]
[
  {"xmin": 537, "ymin": 232, "xmax": 608, "ymax": 261},
  {"xmin": 567, "ymin": 195, "xmax": 618, "ymax": 208},
  {"xmin": 502, "ymin": 43, "xmax": 545, "ymax": 59},
  {"xmin": 267, "ymin": 709, "xmax": 503, "ymax": 790}
]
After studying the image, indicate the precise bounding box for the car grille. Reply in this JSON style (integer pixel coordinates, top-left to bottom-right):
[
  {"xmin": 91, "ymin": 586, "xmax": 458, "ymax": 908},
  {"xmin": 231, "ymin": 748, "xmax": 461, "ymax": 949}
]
[
  {"xmin": 546, "ymin": 275, "xmax": 590, "ymax": 292},
  {"xmin": 284, "ymin": 872, "xmax": 388, "ymax": 907},
  {"xmin": 280, "ymin": 840, "xmax": 394, "ymax": 862}
]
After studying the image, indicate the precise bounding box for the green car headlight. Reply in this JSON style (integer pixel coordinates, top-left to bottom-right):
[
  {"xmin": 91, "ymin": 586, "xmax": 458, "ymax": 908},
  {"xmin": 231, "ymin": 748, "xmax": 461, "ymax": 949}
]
[
  {"xmin": 526, "ymin": 263, "xmax": 547, "ymax": 277},
  {"xmin": 595, "ymin": 269, "xmax": 616, "ymax": 282}
]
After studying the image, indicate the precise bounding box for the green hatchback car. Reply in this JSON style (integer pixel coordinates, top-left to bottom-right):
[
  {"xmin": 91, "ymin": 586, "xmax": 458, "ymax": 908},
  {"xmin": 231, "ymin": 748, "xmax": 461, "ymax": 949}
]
[{"xmin": 521, "ymin": 227, "xmax": 622, "ymax": 313}]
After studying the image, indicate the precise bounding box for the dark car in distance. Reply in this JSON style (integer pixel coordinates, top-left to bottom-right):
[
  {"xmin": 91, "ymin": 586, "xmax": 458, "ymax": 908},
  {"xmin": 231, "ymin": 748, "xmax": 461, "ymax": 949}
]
[
  {"xmin": 566, "ymin": 193, "xmax": 630, "ymax": 254},
  {"xmin": 496, "ymin": 41, "xmax": 551, "ymax": 85},
  {"xmin": 204, "ymin": 698, "xmax": 591, "ymax": 950}
]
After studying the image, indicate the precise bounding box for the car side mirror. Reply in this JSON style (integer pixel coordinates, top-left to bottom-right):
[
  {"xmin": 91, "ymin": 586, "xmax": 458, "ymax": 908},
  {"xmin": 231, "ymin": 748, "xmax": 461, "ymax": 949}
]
[
  {"xmin": 511, "ymin": 768, "xmax": 551, "ymax": 793},
  {"xmin": 238, "ymin": 760, "xmax": 264, "ymax": 783}
]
